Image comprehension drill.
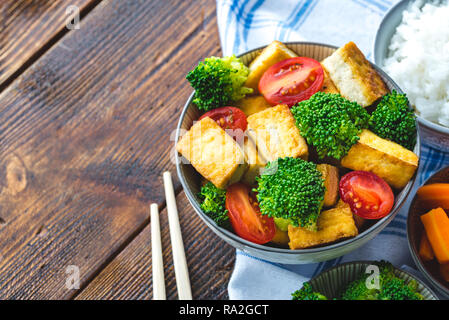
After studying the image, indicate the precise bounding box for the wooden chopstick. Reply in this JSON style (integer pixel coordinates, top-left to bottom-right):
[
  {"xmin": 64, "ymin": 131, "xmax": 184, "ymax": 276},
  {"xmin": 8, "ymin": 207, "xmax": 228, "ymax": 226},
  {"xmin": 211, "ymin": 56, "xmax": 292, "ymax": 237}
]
[
  {"xmin": 163, "ymin": 171, "xmax": 192, "ymax": 300},
  {"xmin": 151, "ymin": 203, "xmax": 166, "ymax": 300}
]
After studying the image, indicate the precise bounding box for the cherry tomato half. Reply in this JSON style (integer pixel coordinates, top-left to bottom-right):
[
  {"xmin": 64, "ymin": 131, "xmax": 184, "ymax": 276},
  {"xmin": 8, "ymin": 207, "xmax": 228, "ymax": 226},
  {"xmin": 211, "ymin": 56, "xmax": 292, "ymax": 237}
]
[
  {"xmin": 199, "ymin": 106, "xmax": 247, "ymax": 132},
  {"xmin": 339, "ymin": 171, "xmax": 394, "ymax": 220},
  {"xmin": 259, "ymin": 57, "xmax": 324, "ymax": 107},
  {"xmin": 225, "ymin": 183, "xmax": 276, "ymax": 244}
]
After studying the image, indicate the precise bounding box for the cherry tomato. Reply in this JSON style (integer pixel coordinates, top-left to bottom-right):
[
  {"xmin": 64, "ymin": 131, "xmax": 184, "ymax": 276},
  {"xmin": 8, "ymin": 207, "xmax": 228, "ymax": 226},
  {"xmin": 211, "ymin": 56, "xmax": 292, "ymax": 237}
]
[
  {"xmin": 225, "ymin": 183, "xmax": 276, "ymax": 244},
  {"xmin": 259, "ymin": 57, "xmax": 324, "ymax": 107},
  {"xmin": 339, "ymin": 171, "xmax": 394, "ymax": 220},
  {"xmin": 199, "ymin": 106, "xmax": 247, "ymax": 132}
]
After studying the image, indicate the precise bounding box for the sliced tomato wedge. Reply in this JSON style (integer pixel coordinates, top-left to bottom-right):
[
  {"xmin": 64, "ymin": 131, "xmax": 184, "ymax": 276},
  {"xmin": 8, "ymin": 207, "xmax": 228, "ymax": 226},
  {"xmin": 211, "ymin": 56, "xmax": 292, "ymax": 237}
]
[
  {"xmin": 259, "ymin": 57, "xmax": 324, "ymax": 107},
  {"xmin": 199, "ymin": 106, "xmax": 247, "ymax": 132},
  {"xmin": 225, "ymin": 183, "xmax": 276, "ymax": 244},
  {"xmin": 339, "ymin": 171, "xmax": 394, "ymax": 220}
]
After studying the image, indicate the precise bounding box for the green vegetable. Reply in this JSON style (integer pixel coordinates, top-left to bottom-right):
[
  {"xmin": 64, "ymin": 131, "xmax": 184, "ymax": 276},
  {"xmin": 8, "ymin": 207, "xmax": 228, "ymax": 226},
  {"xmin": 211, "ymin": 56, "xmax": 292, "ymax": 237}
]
[
  {"xmin": 198, "ymin": 182, "xmax": 229, "ymax": 227},
  {"xmin": 273, "ymin": 217, "xmax": 292, "ymax": 232},
  {"xmin": 291, "ymin": 92, "xmax": 370, "ymax": 160},
  {"xmin": 186, "ymin": 55, "xmax": 253, "ymax": 111},
  {"xmin": 255, "ymin": 157, "xmax": 325, "ymax": 230},
  {"xmin": 341, "ymin": 261, "xmax": 423, "ymax": 300},
  {"xmin": 292, "ymin": 261, "xmax": 424, "ymax": 300},
  {"xmin": 292, "ymin": 282, "xmax": 328, "ymax": 300},
  {"xmin": 369, "ymin": 91, "xmax": 416, "ymax": 150}
]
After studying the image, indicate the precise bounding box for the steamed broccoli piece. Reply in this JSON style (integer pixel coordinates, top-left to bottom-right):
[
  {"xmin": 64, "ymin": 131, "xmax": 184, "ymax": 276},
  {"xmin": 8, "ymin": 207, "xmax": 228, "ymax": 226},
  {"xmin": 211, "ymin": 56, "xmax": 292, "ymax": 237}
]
[
  {"xmin": 378, "ymin": 277, "xmax": 423, "ymax": 300},
  {"xmin": 198, "ymin": 182, "xmax": 229, "ymax": 227},
  {"xmin": 341, "ymin": 261, "xmax": 423, "ymax": 300},
  {"xmin": 341, "ymin": 272, "xmax": 383, "ymax": 300},
  {"xmin": 255, "ymin": 157, "xmax": 325, "ymax": 230},
  {"xmin": 186, "ymin": 55, "xmax": 253, "ymax": 111},
  {"xmin": 292, "ymin": 282, "xmax": 328, "ymax": 300},
  {"xmin": 369, "ymin": 91, "xmax": 416, "ymax": 150},
  {"xmin": 291, "ymin": 92, "xmax": 370, "ymax": 160}
]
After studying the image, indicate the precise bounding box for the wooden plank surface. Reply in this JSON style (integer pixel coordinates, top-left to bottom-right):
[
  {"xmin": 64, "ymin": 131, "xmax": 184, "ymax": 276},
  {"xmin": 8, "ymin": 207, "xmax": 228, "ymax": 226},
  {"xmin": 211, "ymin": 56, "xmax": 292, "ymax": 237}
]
[
  {"xmin": 0, "ymin": 0, "xmax": 100, "ymax": 89},
  {"xmin": 0, "ymin": 0, "xmax": 227, "ymax": 299},
  {"xmin": 76, "ymin": 191, "xmax": 236, "ymax": 300}
]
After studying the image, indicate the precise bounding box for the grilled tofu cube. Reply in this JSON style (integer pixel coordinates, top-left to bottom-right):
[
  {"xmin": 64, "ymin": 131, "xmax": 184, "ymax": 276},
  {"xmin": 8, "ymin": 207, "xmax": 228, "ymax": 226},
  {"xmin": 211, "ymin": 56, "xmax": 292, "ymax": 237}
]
[
  {"xmin": 247, "ymin": 104, "xmax": 308, "ymax": 161},
  {"xmin": 316, "ymin": 164, "xmax": 339, "ymax": 207},
  {"xmin": 320, "ymin": 67, "xmax": 339, "ymax": 94},
  {"xmin": 245, "ymin": 40, "xmax": 298, "ymax": 93},
  {"xmin": 288, "ymin": 202, "xmax": 358, "ymax": 249},
  {"xmin": 321, "ymin": 41, "xmax": 388, "ymax": 106},
  {"xmin": 235, "ymin": 95, "xmax": 272, "ymax": 117},
  {"xmin": 241, "ymin": 137, "xmax": 267, "ymax": 185},
  {"xmin": 176, "ymin": 117, "xmax": 247, "ymax": 189},
  {"xmin": 336, "ymin": 199, "xmax": 365, "ymax": 230},
  {"xmin": 341, "ymin": 129, "xmax": 418, "ymax": 189}
]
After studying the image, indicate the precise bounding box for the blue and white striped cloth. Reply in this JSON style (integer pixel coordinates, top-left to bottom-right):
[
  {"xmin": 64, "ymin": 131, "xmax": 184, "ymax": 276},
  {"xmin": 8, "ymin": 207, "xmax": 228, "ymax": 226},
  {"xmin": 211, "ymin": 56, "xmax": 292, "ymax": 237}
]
[{"xmin": 215, "ymin": 0, "xmax": 449, "ymax": 299}]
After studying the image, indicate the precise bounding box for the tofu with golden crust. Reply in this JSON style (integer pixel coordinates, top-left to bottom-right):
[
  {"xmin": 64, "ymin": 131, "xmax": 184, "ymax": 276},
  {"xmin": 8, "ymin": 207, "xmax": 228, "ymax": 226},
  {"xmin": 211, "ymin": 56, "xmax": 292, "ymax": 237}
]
[
  {"xmin": 320, "ymin": 67, "xmax": 340, "ymax": 94},
  {"xmin": 235, "ymin": 95, "xmax": 272, "ymax": 117},
  {"xmin": 316, "ymin": 164, "xmax": 339, "ymax": 207},
  {"xmin": 241, "ymin": 137, "xmax": 267, "ymax": 185},
  {"xmin": 288, "ymin": 202, "xmax": 358, "ymax": 249},
  {"xmin": 321, "ymin": 42, "xmax": 388, "ymax": 106},
  {"xmin": 336, "ymin": 199, "xmax": 365, "ymax": 230},
  {"xmin": 247, "ymin": 104, "xmax": 308, "ymax": 161},
  {"xmin": 341, "ymin": 129, "xmax": 418, "ymax": 189},
  {"xmin": 245, "ymin": 41, "xmax": 298, "ymax": 93},
  {"xmin": 176, "ymin": 117, "xmax": 247, "ymax": 189}
]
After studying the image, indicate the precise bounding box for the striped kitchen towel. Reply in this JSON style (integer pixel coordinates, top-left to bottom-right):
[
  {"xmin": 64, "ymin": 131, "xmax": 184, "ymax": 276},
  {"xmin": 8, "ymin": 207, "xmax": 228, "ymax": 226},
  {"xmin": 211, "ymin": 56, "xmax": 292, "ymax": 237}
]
[{"xmin": 215, "ymin": 0, "xmax": 449, "ymax": 299}]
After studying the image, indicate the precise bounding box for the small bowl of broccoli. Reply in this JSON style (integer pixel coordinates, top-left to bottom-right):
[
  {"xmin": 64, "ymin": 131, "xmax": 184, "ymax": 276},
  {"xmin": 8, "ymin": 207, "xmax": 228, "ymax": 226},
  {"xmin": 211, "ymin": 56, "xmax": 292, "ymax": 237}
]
[{"xmin": 292, "ymin": 260, "xmax": 438, "ymax": 300}]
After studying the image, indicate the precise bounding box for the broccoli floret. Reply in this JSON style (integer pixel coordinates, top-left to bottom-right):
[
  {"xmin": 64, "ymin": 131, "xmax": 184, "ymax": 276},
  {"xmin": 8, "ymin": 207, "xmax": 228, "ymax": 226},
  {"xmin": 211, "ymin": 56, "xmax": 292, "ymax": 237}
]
[
  {"xmin": 186, "ymin": 55, "xmax": 253, "ymax": 111},
  {"xmin": 341, "ymin": 271, "xmax": 383, "ymax": 300},
  {"xmin": 255, "ymin": 157, "xmax": 325, "ymax": 230},
  {"xmin": 379, "ymin": 278, "xmax": 423, "ymax": 300},
  {"xmin": 198, "ymin": 182, "xmax": 229, "ymax": 227},
  {"xmin": 369, "ymin": 91, "xmax": 416, "ymax": 150},
  {"xmin": 292, "ymin": 282, "xmax": 328, "ymax": 300},
  {"xmin": 291, "ymin": 92, "xmax": 370, "ymax": 160},
  {"xmin": 341, "ymin": 261, "xmax": 423, "ymax": 300}
]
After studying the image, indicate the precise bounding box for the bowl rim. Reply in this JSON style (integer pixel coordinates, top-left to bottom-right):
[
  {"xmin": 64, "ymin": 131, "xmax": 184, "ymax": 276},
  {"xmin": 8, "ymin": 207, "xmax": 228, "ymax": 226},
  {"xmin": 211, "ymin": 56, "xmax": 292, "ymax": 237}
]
[
  {"xmin": 308, "ymin": 260, "xmax": 440, "ymax": 300},
  {"xmin": 407, "ymin": 165, "xmax": 449, "ymax": 298},
  {"xmin": 176, "ymin": 41, "xmax": 421, "ymax": 256},
  {"xmin": 373, "ymin": 0, "xmax": 449, "ymax": 136}
]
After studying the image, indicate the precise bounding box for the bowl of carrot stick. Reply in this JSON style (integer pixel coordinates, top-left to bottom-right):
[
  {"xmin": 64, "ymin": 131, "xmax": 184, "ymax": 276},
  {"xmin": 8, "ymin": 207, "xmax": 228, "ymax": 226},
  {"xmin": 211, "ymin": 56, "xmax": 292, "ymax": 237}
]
[{"xmin": 408, "ymin": 166, "xmax": 449, "ymax": 298}]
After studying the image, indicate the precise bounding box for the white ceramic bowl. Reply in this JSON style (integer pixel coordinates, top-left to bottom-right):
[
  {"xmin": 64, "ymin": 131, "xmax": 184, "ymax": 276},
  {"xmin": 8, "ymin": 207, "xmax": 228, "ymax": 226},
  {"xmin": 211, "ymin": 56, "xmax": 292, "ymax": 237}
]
[
  {"xmin": 374, "ymin": 0, "xmax": 449, "ymax": 151},
  {"xmin": 176, "ymin": 42, "xmax": 421, "ymax": 264}
]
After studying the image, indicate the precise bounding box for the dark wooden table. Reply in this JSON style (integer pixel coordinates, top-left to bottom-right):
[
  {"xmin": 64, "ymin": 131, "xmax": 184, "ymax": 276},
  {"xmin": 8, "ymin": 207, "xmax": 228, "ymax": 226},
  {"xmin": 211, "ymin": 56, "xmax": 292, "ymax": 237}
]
[{"xmin": 0, "ymin": 0, "xmax": 235, "ymax": 300}]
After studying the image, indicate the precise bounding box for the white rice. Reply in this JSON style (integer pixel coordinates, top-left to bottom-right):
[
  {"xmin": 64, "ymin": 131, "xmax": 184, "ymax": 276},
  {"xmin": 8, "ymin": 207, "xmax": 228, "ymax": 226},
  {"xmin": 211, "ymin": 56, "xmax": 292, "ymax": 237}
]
[{"xmin": 383, "ymin": 0, "xmax": 449, "ymax": 127}]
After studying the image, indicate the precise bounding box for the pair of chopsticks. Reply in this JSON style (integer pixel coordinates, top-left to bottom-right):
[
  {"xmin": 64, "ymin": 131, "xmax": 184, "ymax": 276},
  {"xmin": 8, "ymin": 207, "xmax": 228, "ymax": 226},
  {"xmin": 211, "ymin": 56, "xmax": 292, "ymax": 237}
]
[{"xmin": 151, "ymin": 171, "xmax": 192, "ymax": 300}]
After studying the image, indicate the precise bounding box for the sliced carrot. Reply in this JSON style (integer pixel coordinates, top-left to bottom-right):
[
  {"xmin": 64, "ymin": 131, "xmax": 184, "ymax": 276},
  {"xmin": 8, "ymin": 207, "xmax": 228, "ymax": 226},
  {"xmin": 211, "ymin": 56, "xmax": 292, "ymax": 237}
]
[
  {"xmin": 420, "ymin": 208, "xmax": 449, "ymax": 264},
  {"xmin": 417, "ymin": 184, "xmax": 449, "ymax": 209},
  {"xmin": 418, "ymin": 183, "xmax": 449, "ymax": 197},
  {"xmin": 440, "ymin": 263, "xmax": 449, "ymax": 282},
  {"xmin": 419, "ymin": 232, "xmax": 435, "ymax": 261}
]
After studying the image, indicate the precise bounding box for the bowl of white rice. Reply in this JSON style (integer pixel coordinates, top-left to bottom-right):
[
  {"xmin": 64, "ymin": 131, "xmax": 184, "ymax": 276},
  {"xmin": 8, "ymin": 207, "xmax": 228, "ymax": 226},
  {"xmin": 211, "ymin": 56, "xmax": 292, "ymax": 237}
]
[{"xmin": 374, "ymin": 0, "xmax": 449, "ymax": 151}]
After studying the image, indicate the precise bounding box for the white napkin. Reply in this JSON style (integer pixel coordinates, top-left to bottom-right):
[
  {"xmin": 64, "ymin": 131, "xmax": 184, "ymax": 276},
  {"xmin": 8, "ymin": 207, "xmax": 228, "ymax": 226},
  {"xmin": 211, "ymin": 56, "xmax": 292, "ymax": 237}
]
[{"xmin": 215, "ymin": 0, "xmax": 449, "ymax": 300}]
